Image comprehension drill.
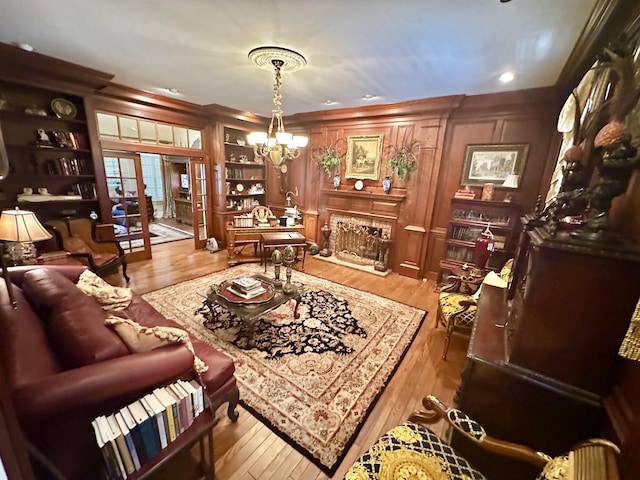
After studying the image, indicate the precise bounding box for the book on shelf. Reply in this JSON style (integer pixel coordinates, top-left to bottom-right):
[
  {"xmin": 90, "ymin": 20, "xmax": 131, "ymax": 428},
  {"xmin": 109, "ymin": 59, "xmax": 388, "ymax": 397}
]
[
  {"xmin": 127, "ymin": 400, "xmax": 161, "ymax": 461},
  {"xmin": 153, "ymin": 387, "xmax": 177, "ymax": 442},
  {"xmin": 142, "ymin": 393, "xmax": 168, "ymax": 449},
  {"xmin": 93, "ymin": 379, "xmax": 208, "ymax": 478},
  {"xmin": 188, "ymin": 379, "xmax": 205, "ymax": 416},
  {"xmin": 91, "ymin": 418, "xmax": 121, "ymax": 480},
  {"xmin": 106, "ymin": 414, "xmax": 135, "ymax": 476},
  {"xmin": 95, "ymin": 415, "xmax": 127, "ymax": 479},
  {"xmin": 119, "ymin": 406, "xmax": 147, "ymax": 465},
  {"xmin": 114, "ymin": 411, "xmax": 141, "ymax": 472},
  {"xmin": 168, "ymin": 383, "xmax": 192, "ymax": 432},
  {"xmin": 163, "ymin": 386, "xmax": 184, "ymax": 434},
  {"xmin": 178, "ymin": 379, "xmax": 204, "ymax": 418}
]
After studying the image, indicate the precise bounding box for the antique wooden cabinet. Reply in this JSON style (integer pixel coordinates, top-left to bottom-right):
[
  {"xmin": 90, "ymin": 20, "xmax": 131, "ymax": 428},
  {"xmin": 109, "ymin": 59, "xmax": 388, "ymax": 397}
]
[
  {"xmin": 506, "ymin": 227, "xmax": 640, "ymax": 395},
  {"xmin": 453, "ymin": 226, "xmax": 640, "ymax": 478}
]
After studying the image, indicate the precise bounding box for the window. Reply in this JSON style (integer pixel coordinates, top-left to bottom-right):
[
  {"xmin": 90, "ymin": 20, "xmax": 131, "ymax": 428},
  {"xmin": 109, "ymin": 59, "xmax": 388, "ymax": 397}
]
[{"xmin": 140, "ymin": 153, "xmax": 164, "ymax": 201}]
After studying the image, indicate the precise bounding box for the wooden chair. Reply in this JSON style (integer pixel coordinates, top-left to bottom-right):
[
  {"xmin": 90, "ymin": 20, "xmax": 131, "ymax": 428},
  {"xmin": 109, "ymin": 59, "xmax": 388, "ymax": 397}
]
[
  {"xmin": 437, "ymin": 260, "xmax": 513, "ymax": 360},
  {"xmin": 345, "ymin": 395, "xmax": 620, "ymax": 480},
  {"xmin": 45, "ymin": 218, "xmax": 129, "ymax": 282}
]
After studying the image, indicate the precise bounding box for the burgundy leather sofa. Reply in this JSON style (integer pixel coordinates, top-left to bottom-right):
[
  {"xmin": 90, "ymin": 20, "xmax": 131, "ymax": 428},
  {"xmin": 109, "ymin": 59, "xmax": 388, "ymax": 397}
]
[{"xmin": 0, "ymin": 265, "xmax": 239, "ymax": 480}]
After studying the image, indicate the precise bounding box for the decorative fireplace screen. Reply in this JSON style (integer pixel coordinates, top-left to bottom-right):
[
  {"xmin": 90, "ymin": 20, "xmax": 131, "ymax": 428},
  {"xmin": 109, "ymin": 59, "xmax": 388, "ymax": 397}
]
[{"xmin": 333, "ymin": 216, "xmax": 392, "ymax": 271}]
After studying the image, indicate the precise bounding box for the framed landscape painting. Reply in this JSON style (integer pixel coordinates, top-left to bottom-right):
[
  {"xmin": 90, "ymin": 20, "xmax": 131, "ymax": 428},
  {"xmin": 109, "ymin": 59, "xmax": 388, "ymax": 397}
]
[
  {"xmin": 460, "ymin": 144, "xmax": 529, "ymax": 186},
  {"xmin": 345, "ymin": 134, "xmax": 383, "ymax": 180}
]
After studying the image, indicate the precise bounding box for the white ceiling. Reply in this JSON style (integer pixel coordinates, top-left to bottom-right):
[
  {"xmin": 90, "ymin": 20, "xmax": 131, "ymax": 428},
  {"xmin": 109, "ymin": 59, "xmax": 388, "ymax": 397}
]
[{"xmin": 1, "ymin": 0, "xmax": 599, "ymax": 116}]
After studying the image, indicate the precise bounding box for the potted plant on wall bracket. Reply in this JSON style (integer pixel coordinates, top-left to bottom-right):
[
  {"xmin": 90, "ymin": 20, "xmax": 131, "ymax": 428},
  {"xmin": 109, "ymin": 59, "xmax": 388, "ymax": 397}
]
[
  {"xmin": 312, "ymin": 139, "xmax": 346, "ymax": 189},
  {"xmin": 386, "ymin": 141, "xmax": 419, "ymax": 181}
]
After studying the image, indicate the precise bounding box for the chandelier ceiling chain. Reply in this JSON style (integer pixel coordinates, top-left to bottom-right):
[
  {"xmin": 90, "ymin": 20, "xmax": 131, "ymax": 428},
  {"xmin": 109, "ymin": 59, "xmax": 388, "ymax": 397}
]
[{"xmin": 247, "ymin": 47, "xmax": 308, "ymax": 170}]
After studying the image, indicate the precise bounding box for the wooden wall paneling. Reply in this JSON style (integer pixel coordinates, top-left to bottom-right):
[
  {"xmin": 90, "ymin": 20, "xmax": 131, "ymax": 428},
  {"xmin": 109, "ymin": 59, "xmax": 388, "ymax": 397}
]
[
  {"xmin": 396, "ymin": 120, "xmax": 444, "ymax": 278},
  {"xmin": 430, "ymin": 120, "xmax": 498, "ymax": 230}
]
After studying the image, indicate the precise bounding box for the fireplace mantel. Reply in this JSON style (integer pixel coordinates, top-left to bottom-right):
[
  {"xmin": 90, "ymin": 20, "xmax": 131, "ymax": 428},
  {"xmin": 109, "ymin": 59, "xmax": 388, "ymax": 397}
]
[
  {"xmin": 319, "ymin": 188, "xmax": 406, "ymax": 236},
  {"xmin": 320, "ymin": 188, "xmax": 406, "ymax": 203}
]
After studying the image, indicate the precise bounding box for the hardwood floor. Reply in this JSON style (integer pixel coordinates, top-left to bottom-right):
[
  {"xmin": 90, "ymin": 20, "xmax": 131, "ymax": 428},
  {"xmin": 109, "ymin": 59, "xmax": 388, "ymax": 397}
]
[{"xmin": 104, "ymin": 240, "xmax": 468, "ymax": 479}]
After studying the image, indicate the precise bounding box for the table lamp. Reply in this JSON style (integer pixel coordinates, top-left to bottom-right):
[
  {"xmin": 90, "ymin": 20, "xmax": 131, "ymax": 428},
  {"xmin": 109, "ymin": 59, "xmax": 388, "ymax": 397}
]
[
  {"xmin": 0, "ymin": 207, "xmax": 52, "ymax": 308},
  {"xmin": 502, "ymin": 174, "xmax": 519, "ymax": 202}
]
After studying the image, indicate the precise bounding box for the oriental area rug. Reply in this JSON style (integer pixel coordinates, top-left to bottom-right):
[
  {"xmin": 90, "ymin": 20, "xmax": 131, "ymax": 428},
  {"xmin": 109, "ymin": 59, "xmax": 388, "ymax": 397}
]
[{"xmin": 142, "ymin": 264, "xmax": 426, "ymax": 475}]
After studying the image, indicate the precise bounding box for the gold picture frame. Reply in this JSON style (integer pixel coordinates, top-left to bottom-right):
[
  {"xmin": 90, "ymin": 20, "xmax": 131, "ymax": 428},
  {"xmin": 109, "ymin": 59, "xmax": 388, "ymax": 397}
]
[
  {"xmin": 460, "ymin": 144, "xmax": 529, "ymax": 186},
  {"xmin": 345, "ymin": 134, "xmax": 383, "ymax": 180}
]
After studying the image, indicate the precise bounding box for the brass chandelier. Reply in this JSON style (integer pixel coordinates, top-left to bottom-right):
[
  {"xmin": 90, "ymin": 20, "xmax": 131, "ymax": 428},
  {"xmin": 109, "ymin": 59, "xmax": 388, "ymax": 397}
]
[{"xmin": 247, "ymin": 47, "xmax": 308, "ymax": 170}]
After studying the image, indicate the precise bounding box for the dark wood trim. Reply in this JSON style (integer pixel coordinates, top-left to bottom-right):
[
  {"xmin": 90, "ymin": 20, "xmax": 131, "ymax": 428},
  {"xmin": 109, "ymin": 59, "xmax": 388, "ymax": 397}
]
[
  {"xmin": 288, "ymin": 95, "xmax": 464, "ymax": 125},
  {"xmin": 203, "ymin": 103, "xmax": 267, "ymax": 126},
  {"xmin": 97, "ymin": 83, "xmax": 206, "ymax": 118},
  {"xmin": 0, "ymin": 41, "xmax": 113, "ymax": 94},
  {"xmin": 556, "ymin": 0, "xmax": 640, "ymax": 97}
]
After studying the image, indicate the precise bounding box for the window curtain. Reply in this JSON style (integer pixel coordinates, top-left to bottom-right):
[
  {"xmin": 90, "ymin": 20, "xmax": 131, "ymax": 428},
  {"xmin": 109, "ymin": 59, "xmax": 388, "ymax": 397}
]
[{"xmin": 161, "ymin": 155, "xmax": 175, "ymax": 219}]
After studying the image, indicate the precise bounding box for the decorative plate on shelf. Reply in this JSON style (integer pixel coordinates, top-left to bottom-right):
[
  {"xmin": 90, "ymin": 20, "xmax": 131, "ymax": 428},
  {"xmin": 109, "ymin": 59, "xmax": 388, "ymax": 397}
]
[
  {"xmin": 51, "ymin": 98, "xmax": 77, "ymax": 119},
  {"xmin": 354, "ymin": 179, "xmax": 364, "ymax": 191},
  {"xmin": 236, "ymin": 183, "xmax": 245, "ymax": 193}
]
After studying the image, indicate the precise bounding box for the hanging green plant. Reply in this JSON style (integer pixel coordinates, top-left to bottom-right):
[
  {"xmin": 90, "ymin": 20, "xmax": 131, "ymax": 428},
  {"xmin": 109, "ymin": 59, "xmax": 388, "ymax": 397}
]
[
  {"xmin": 386, "ymin": 141, "xmax": 419, "ymax": 180},
  {"xmin": 315, "ymin": 146, "xmax": 342, "ymax": 177}
]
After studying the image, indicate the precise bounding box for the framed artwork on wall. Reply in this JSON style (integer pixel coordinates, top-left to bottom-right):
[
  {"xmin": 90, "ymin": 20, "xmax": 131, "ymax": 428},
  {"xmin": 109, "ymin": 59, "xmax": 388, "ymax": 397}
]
[
  {"xmin": 345, "ymin": 134, "xmax": 383, "ymax": 180},
  {"xmin": 460, "ymin": 144, "xmax": 529, "ymax": 186}
]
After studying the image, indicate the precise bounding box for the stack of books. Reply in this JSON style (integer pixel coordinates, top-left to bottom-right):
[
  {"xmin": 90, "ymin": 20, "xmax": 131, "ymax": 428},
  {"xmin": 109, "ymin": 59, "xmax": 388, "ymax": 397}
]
[
  {"xmin": 228, "ymin": 276, "xmax": 265, "ymax": 299},
  {"xmin": 91, "ymin": 379, "xmax": 206, "ymax": 480}
]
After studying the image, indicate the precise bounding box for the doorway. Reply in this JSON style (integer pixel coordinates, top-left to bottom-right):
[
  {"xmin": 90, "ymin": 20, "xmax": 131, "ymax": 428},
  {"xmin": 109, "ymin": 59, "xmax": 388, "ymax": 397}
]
[{"xmin": 102, "ymin": 151, "xmax": 151, "ymax": 261}]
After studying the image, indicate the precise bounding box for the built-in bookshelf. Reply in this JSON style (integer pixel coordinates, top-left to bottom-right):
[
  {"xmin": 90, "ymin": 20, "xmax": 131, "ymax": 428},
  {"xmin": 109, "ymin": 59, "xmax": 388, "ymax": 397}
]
[
  {"xmin": 440, "ymin": 198, "xmax": 520, "ymax": 281},
  {"xmin": 0, "ymin": 80, "xmax": 99, "ymax": 219},
  {"xmin": 91, "ymin": 378, "xmax": 213, "ymax": 480},
  {"xmin": 223, "ymin": 127, "xmax": 266, "ymax": 213}
]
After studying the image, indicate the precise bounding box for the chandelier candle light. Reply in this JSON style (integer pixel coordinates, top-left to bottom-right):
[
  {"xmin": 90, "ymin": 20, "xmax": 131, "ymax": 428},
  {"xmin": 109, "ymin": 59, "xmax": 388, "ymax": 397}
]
[{"xmin": 247, "ymin": 47, "xmax": 309, "ymax": 170}]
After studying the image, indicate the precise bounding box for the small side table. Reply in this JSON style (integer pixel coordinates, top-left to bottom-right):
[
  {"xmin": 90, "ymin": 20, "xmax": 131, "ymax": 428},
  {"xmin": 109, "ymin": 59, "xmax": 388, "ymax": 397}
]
[{"xmin": 260, "ymin": 232, "xmax": 307, "ymax": 272}]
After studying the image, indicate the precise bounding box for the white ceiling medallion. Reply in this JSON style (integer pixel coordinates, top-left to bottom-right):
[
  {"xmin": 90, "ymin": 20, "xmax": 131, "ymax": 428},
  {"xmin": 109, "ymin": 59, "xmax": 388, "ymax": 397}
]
[{"xmin": 248, "ymin": 46, "xmax": 307, "ymax": 73}]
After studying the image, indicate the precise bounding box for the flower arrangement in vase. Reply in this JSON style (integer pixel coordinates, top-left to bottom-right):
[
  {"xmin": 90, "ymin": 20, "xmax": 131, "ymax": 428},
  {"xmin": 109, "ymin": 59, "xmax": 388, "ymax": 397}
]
[{"xmin": 386, "ymin": 141, "xmax": 419, "ymax": 180}]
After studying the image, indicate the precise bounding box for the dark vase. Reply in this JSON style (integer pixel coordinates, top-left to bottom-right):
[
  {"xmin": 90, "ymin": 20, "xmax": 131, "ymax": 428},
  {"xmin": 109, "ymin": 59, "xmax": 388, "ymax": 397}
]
[{"xmin": 473, "ymin": 226, "xmax": 495, "ymax": 271}]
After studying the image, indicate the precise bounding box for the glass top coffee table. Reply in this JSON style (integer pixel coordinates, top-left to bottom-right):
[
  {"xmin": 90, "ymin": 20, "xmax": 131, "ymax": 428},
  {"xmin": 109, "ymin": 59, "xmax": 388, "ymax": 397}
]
[{"xmin": 198, "ymin": 274, "xmax": 303, "ymax": 349}]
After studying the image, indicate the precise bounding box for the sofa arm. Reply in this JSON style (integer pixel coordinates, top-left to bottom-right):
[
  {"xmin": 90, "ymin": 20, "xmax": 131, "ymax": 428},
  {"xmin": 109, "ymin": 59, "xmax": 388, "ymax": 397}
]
[{"xmin": 12, "ymin": 345, "xmax": 194, "ymax": 424}]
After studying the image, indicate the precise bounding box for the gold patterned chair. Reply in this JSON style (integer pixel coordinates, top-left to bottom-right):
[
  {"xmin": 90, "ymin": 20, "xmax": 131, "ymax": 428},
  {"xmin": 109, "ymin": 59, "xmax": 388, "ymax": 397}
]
[
  {"xmin": 344, "ymin": 395, "xmax": 619, "ymax": 480},
  {"xmin": 437, "ymin": 260, "xmax": 513, "ymax": 360}
]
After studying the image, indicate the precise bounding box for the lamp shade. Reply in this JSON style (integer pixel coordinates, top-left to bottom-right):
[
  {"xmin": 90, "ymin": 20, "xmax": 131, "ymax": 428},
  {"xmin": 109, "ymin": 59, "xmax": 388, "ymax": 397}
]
[
  {"xmin": 502, "ymin": 174, "xmax": 519, "ymax": 189},
  {"xmin": 0, "ymin": 208, "xmax": 52, "ymax": 242}
]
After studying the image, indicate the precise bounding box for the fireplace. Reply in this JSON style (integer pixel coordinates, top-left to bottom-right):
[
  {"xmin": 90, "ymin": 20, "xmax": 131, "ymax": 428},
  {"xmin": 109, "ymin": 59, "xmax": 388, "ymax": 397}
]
[
  {"xmin": 318, "ymin": 188, "xmax": 406, "ymax": 273},
  {"xmin": 329, "ymin": 214, "xmax": 392, "ymax": 269}
]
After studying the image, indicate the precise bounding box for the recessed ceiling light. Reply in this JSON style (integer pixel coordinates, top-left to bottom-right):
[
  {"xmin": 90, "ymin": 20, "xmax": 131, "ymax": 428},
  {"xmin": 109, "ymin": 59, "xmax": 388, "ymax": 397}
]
[
  {"xmin": 12, "ymin": 42, "xmax": 35, "ymax": 52},
  {"xmin": 324, "ymin": 100, "xmax": 338, "ymax": 106},
  {"xmin": 362, "ymin": 94, "xmax": 378, "ymax": 101},
  {"xmin": 499, "ymin": 71, "xmax": 515, "ymax": 83},
  {"xmin": 164, "ymin": 88, "xmax": 180, "ymax": 95}
]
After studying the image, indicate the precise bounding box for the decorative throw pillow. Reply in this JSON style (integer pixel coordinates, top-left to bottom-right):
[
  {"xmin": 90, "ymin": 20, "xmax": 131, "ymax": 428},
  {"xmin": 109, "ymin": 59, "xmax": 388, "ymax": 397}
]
[
  {"xmin": 76, "ymin": 270, "xmax": 132, "ymax": 311},
  {"xmin": 105, "ymin": 316, "xmax": 208, "ymax": 373}
]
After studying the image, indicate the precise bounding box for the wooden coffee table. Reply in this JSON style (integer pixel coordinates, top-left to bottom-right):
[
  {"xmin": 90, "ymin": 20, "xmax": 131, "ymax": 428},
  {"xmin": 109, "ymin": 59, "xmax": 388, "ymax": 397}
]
[{"xmin": 199, "ymin": 274, "xmax": 303, "ymax": 349}]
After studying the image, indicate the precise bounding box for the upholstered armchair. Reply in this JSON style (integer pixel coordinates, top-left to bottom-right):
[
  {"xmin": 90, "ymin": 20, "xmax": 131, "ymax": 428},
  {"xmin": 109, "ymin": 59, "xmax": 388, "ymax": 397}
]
[
  {"xmin": 437, "ymin": 260, "xmax": 513, "ymax": 360},
  {"xmin": 345, "ymin": 395, "xmax": 619, "ymax": 480},
  {"xmin": 45, "ymin": 218, "xmax": 129, "ymax": 282}
]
